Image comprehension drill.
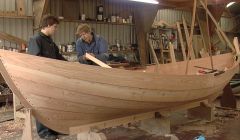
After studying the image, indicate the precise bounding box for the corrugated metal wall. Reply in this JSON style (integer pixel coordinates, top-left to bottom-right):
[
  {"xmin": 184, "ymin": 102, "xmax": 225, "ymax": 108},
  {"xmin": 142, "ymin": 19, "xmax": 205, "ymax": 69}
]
[
  {"xmin": 53, "ymin": 21, "xmax": 135, "ymax": 46},
  {"xmin": 155, "ymin": 9, "xmax": 192, "ymax": 25},
  {"xmin": 0, "ymin": 18, "xmax": 33, "ymax": 40},
  {"xmin": 156, "ymin": 9, "xmax": 237, "ymax": 32},
  {"xmin": 0, "ymin": 0, "xmax": 33, "ymax": 48},
  {"xmin": 49, "ymin": 0, "xmax": 136, "ymax": 45},
  {"xmin": 220, "ymin": 17, "xmax": 236, "ymax": 32},
  {"xmin": 0, "ymin": 0, "xmax": 237, "ymax": 48},
  {"xmin": 0, "ymin": 0, "xmax": 33, "ymax": 16}
]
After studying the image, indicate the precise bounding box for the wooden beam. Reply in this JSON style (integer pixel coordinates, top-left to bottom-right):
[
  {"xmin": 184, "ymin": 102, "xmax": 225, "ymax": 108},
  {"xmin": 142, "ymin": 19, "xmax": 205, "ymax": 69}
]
[
  {"xmin": 182, "ymin": 17, "xmax": 195, "ymax": 60},
  {"xmin": 0, "ymin": 31, "xmax": 27, "ymax": 46},
  {"xmin": 85, "ymin": 53, "xmax": 112, "ymax": 68},
  {"xmin": 185, "ymin": 0, "xmax": 197, "ymax": 74},
  {"xmin": 134, "ymin": 4, "xmax": 159, "ymax": 65},
  {"xmin": 21, "ymin": 109, "xmax": 33, "ymax": 140},
  {"xmin": 176, "ymin": 22, "xmax": 187, "ymax": 60},
  {"xmin": 148, "ymin": 40, "xmax": 159, "ymax": 65},
  {"xmin": 197, "ymin": 9, "xmax": 210, "ymax": 53},
  {"xmin": 188, "ymin": 102, "xmax": 214, "ymax": 121},
  {"xmin": 33, "ymin": 0, "xmax": 49, "ymax": 29},
  {"xmin": 204, "ymin": 0, "xmax": 214, "ymax": 70},
  {"xmin": 169, "ymin": 42, "xmax": 176, "ymax": 63},
  {"xmin": 70, "ymin": 99, "xmax": 207, "ymax": 135},
  {"xmin": 199, "ymin": 0, "xmax": 235, "ymax": 53},
  {"xmin": 70, "ymin": 110, "xmax": 159, "ymax": 135},
  {"xmin": 148, "ymin": 39, "xmax": 159, "ymax": 73},
  {"xmin": 16, "ymin": 0, "xmax": 25, "ymax": 16}
]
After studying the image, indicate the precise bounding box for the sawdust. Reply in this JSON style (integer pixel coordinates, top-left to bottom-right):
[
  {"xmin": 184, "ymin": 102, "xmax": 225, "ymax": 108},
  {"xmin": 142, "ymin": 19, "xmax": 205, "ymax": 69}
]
[
  {"xmin": 0, "ymin": 119, "xmax": 24, "ymax": 140},
  {"xmin": 174, "ymin": 105, "xmax": 240, "ymax": 140}
]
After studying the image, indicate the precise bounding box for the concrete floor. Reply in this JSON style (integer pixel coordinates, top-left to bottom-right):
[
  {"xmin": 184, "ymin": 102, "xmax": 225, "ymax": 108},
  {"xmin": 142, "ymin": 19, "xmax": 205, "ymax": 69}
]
[{"xmin": 0, "ymin": 98, "xmax": 239, "ymax": 140}]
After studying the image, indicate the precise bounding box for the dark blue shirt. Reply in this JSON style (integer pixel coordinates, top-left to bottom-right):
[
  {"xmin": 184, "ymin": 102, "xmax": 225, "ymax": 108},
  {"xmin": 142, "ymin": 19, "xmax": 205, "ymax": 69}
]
[
  {"xmin": 28, "ymin": 32, "xmax": 66, "ymax": 60},
  {"xmin": 76, "ymin": 33, "xmax": 108, "ymax": 64}
]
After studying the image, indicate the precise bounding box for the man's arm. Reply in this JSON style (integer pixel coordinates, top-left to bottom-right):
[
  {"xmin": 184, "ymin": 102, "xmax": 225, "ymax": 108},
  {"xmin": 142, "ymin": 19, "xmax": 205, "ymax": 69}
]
[
  {"xmin": 95, "ymin": 37, "xmax": 109, "ymax": 63},
  {"xmin": 76, "ymin": 39, "xmax": 89, "ymax": 64},
  {"xmin": 98, "ymin": 37, "xmax": 108, "ymax": 54},
  {"xmin": 54, "ymin": 44, "xmax": 67, "ymax": 61},
  {"xmin": 28, "ymin": 37, "xmax": 41, "ymax": 56}
]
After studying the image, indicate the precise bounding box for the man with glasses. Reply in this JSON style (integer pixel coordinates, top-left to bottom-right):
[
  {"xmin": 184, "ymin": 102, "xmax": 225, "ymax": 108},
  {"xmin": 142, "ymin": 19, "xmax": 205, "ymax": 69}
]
[{"xmin": 75, "ymin": 24, "xmax": 109, "ymax": 64}]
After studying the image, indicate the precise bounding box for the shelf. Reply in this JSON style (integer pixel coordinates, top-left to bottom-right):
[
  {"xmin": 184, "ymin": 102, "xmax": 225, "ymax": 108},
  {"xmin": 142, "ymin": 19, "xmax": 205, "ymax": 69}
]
[
  {"xmin": 61, "ymin": 52, "xmax": 77, "ymax": 55},
  {"xmin": 108, "ymin": 50, "xmax": 136, "ymax": 54},
  {"xmin": 61, "ymin": 19, "xmax": 135, "ymax": 26},
  {"xmin": 61, "ymin": 50, "xmax": 136, "ymax": 55},
  {"xmin": 0, "ymin": 15, "xmax": 34, "ymax": 19}
]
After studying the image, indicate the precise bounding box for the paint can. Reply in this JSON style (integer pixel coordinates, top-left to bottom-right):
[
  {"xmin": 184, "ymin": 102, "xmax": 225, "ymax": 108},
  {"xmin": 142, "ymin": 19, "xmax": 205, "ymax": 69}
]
[
  {"xmin": 81, "ymin": 14, "xmax": 86, "ymax": 21},
  {"xmin": 111, "ymin": 16, "xmax": 116, "ymax": 23}
]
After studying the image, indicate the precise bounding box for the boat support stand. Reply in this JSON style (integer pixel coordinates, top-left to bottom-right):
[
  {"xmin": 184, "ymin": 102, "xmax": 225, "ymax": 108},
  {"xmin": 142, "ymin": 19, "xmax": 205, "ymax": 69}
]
[{"xmin": 21, "ymin": 108, "xmax": 33, "ymax": 140}]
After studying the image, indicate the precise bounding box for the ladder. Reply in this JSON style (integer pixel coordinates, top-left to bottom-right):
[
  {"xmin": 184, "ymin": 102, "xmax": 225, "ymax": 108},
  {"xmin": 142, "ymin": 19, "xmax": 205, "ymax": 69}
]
[{"xmin": 148, "ymin": 32, "xmax": 176, "ymax": 64}]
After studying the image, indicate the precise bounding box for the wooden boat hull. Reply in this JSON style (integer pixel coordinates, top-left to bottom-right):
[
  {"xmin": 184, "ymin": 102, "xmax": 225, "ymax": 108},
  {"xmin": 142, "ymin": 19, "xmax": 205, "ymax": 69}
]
[{"xmin": 0, "ymin": 50, "xmax": 238, "ymax": 134}]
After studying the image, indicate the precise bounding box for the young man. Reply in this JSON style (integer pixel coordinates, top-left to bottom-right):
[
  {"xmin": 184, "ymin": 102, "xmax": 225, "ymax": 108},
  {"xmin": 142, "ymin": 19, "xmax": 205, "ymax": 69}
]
[
  {"xmin": 75, "ymin": 24, "xmax": 109, "ymax": 64},
  {"xmin": 28, "ymin": 15, "xmax": 65, "ymax": 60},
  {"xmin": 28, "ymin": 15, "xmax": 65, "ymax": 140}
]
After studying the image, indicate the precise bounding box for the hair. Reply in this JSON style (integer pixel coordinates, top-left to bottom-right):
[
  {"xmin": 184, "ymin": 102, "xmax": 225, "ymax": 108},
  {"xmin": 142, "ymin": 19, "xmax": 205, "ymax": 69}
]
[
  {"xmin": 75, "ymin": 24, "xmax": 92, "ymax": 36},
  {"xmin": 41, "ymin": 15, "xmax": 59, "ymax": 29}
]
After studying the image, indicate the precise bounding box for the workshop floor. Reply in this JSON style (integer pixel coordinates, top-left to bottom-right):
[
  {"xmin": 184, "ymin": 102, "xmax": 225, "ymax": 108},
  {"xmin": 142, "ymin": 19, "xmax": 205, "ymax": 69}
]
[{"xmin": 0, "ymin": 98, "xmax": 239, "ymax": 140}]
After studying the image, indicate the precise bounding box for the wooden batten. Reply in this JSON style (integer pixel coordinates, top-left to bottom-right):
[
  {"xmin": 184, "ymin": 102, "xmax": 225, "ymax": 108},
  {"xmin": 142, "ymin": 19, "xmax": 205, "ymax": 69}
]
[
  {"xmin": 148, "ymin": 39, "xmax": 160, "ymax": 73},
  {"xmin": 148, "ymin": 40, "xmax": 159, "ymax": 65},
  {"xmin": 169, "ymin": 43, "xmax": 176, "ymax": 63},
  {"xmin": 70, "ymin": 99, "xmax": 207, "ymax": 135},
  {"xmin": 85, "ymin": 53, "xmax": 112, "ymax": 68},
  {"xmin": 182, "ymin": 16, "xmax": 196, "ymax": 60},
  {"xmin": 0, "ymin": 31, "xmax": 27, "ymax": 51},
  {"xmin": 184, "ymin": 0, "xmax": 197, "ymax": 74},
  {"xmin": 197, "ymin": 9, "xmax": 210, "ymax": 53},
  {"xmin": 233, "ymin": 37, "xmax": 240, "ymax": 55},
  {"xmin": 176, "ymin": 22, "xmax": 187, "ymax": 61}
]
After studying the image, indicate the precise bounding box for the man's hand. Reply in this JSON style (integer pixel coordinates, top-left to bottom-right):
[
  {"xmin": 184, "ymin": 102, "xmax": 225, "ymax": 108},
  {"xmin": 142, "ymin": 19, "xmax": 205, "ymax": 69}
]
[
  {"xmin": 83, "ymin": 55, "xmax": 87, "ymax": 60},
  {"xmin": 84, "ymin": 53, "xmax": 95, "ymax": 60},
  {"xmin": 89, "ymin": 53, "xmax": 95, "ymax": 57}
]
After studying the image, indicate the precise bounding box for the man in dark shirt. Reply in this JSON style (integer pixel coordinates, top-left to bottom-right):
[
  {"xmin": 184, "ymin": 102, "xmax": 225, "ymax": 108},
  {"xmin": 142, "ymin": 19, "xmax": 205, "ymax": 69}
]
[
  {"xmin": 28, "ymin": 16, "xmax": 65, "ymax": 60},
  {"xmin": 28, "ymin": 15, "xmax": 65, "ymax": 140}
]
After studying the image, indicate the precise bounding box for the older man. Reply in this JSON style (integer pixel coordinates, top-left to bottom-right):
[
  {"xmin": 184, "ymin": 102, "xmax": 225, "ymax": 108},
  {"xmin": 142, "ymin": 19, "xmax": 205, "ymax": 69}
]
[{"xmin": 75, "ymin": 24, "xmax": 109, "ymax": 64}]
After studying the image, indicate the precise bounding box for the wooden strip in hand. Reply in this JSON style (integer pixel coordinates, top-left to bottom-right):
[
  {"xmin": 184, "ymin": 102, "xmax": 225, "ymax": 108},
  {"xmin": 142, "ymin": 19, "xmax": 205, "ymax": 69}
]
[
  {"xmin": 233, "ymin": 37, "xmax": 240, "ymax": 54},
  {"xmin": 85, "ymin": 53, "xmax": 112, "ymax": 68}
]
